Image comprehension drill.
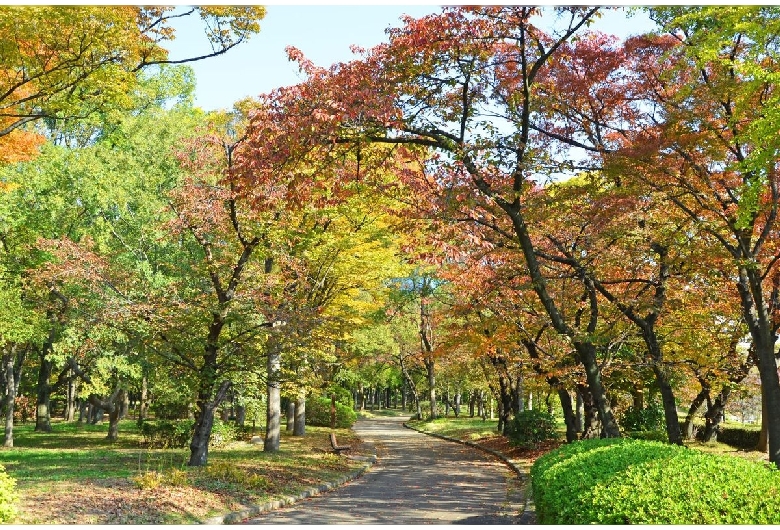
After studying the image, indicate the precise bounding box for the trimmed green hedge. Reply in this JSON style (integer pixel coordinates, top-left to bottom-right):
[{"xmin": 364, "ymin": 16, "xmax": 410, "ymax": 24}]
[
  {"xmin": 532, "ymin": 438, "xmax": 780, "ymax": 524},
  {"xmin": 695, "ymin": 425, "xmax": 761, "ymax": 450},
  {"xmin": 305, "ymin": 397, "xmax": 357, "ymax": 428}
]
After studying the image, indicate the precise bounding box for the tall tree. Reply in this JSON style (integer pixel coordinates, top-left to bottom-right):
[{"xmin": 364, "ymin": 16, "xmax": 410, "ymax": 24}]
[
  {"xmin": 609, "ymin": 7, "xmax": 780, "ymax": 465},
  {"xmin": 275, "ymin": 6, "xmax": 623, "ymax": 436}
]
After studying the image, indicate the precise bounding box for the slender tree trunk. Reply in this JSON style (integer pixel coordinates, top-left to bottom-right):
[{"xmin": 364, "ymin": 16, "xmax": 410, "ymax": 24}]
[
  {"xmin": 425, "ymin": 357, "xmax": 436, "ymax": 420},
  {"xmin": 4, "ymin": 348, "xmax": 16, "ymax": 448},
  {"xmin": 498, "ymin": 374, "xmax": 512, "ymax": 435},
  {"xmin": 35, "ymin": 347, "xmax": 54, "ymax": 432},
  {"xmin": 286, "ymin": 401, "xmax": 295, "ymax": 432},
  {"xmin": 682, "ymin": 387, "xmax": 708, "ymax": 440},
  {"xmin": 264, "ymin": 338, "xmax": 282, "ymax": 452},
  {"xmin": 651, "ymin": 362, "xmax": 683, "ymax": 445},
  {"xmin": 399, "ymin": 356, "xmax": 422, "ymax": 420},
  {"xmin": 557, "ymin": 386, "xmax": 578, "ymax": 443},
  {"xmin": 137, "ymin": 374, "xmax": 148, "ymax": 426},
  {"xmin": 758, "ymin": 390, "xmax": 768, "ymax": 452},
  {"xmin": 293, "ymin": 392, "xmax": 305, "ymax": 436},
  {"xmin": 65, "ymin": 376, "xmax": 76, "ymax": 421},
  {"xmin": 575, "ymin": 388, "xmax": 584, "ymax": 434},
  {"xmin": 330, "ymin": 394, "xmax": 336, "ymax": 429}
]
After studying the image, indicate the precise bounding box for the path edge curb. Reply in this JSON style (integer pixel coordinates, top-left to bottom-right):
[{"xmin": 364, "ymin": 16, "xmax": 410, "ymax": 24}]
[
  {"xmin": 403, "ymin": 422, "xmax": 535, "ymax": 523},
  {"xmin": 200, "ymin": 453, "xmax": 377, "ymax": 524}
]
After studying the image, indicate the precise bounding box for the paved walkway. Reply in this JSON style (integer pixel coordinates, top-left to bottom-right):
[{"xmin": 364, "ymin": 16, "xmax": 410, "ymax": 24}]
[{"xmin": 245, "ymin": 415, "xmax": 526, "ymax": 524}]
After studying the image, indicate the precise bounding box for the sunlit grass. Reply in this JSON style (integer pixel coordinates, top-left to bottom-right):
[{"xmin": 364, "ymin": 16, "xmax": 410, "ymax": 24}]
[
  {"xmin": 0, "ymin": 419, "xmax": 366, "ymax": 524},
  {"xmin": 407, "ymin": 415, "xmax": 501, "ymax": 441}
]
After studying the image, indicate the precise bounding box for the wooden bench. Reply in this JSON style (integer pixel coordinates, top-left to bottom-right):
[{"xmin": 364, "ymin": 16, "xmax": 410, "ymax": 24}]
[{"xmin": 329, "ymin": 432, "xmax": 351, "ymax": 455}]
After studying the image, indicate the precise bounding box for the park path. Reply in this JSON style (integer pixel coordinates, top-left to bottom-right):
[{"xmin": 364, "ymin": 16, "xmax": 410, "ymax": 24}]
[{"xmin": 245, "ymin": 414, "xmax": 526, "ymax": 524}]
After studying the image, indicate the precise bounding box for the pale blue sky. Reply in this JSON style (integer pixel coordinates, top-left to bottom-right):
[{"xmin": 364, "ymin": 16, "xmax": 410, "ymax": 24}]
[{"xmin": 165, "ymin": 5, "xmax": 657, "ymax": 112}]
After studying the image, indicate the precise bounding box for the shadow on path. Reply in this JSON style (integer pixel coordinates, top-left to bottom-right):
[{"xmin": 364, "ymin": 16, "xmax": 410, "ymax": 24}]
[{"xmin": 245, "ymin": 415, "xmax": 523, "ymax": 524}]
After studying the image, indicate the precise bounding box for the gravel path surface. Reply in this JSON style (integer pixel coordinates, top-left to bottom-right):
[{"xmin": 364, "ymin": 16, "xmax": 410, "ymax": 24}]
[{"xmin": 244, "ymin": 415, "xmax": 526, "ymax": 524}]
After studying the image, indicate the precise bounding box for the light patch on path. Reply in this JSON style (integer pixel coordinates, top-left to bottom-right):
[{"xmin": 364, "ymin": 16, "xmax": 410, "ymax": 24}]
[{"xmin": 245, "ymin": 415, "xmax": 523, "ymax": 524}]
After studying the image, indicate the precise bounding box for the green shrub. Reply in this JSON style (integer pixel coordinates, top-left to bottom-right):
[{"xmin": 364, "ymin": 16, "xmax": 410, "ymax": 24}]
[
  {"xmin": 696, "ymin": 425, "xmax": 761, "ymax": 450},
  {"xmin": 140, "ymin": 420, "xmax": 194, "ymax": 448},
  {"xmin": 619, "ymin": 398, "xmax": 665, "ymax": 432},
  {"xmin": 532, "ymin": 438, "xmax": 780, "ymax": 524},
  {"xmin": 209, "ymin": 418, "xmax": 238, "ymax": 447},
  {"xmin": 505, "ymin": 409, "xmax": 558, "ymax": 449},
  {"xmin": 305, "ymin": 397, "xmax": 357, "ymax": 428},
  {"xmin": 141, "ymin": 418, "xmax": 238, "ymax": 448},
  {"xmin": 0, "ymin": 466, "xmax": 17, "ymax": 523}
]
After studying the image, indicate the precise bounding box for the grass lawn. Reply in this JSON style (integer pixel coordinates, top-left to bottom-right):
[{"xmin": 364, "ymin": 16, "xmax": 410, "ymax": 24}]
[{"xmin": 0, "ymin": 419, "xmax": 366, "ymax": 524}]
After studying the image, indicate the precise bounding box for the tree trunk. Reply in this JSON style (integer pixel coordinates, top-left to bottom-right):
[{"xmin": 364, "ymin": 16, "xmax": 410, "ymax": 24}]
[
  {"xmin": 651, "ymin": 362, "xmax": 683, "ymax": 445},
  {"xmin": 106, "ymin": 389, "xmax": 126, "ymax": 441},
  {"xmin": 188, "ymin": 380, "xmax": 232, "ymax": 466},
  {"xmin": 399, "ymin": 356, "xmax": 422, "ymax": 420},
  {"xmin": 293, "ymin": 392, "xmax": 305, "ymax": 436},
  {"xmin": 425, "ymin": 356, "xmax": 436, "ymax": 420},
  {"xmin": 701, "ymin": 387, "xmax": 731, "ymax": 442},
  {"xmin": 4, "ymin": 349, "xmax": 16, "ymax": 448},
  {"xmin": 577, "ymin": 343, "xmax": 620, "ymax": 437},
  {"xmin": 64, "ymin": 376, "xmax": 76, "ymax": 421},
  {"xmin": 264, "ymin": 339, "xmax": 282, "ymax": 452},
  {"xmin": 498, "ymin": 374, "xmax": 512, "ymax": 435},
  {"xmin": 736, "ymin": 269, "xmax": 780, "ymax": 467},
  {"xmin": 557, "ymin": 386, "xmax": 578, "ymax": 443},
  {"xmin": 577, "ymin": 384, "xmax": 600, "ymax": 439},
  {"xmin": 88, "ymin": 389, "xmax": 123, "ymax": 441},
  {"xmin": 119, "ymin": 390, "xmax": 129, "ymax": 420},
  {"xmin": 682, "ymin": 387, "xmax": 708, "ymax": 440},
  {"xmin": 757, "ymin": 390, "xmax": 768, "ymax": 452},
  {"xmin": 330, "ymin": 394, "xmax": 337, "ymax": 429},
  {"xmin": 35, "ymin": 348, "xmax": 53, "ymax": 432},
  {"xmin": 286, "ymin": 401, "xmax": 295, "ymax": 432},
  {"xmin": 575, "ymin": 388, "xmax": 584, "ymax": 434},
  {"xmin": 137, "ymin": 373, "xmax": 149, "ymax": 425}
]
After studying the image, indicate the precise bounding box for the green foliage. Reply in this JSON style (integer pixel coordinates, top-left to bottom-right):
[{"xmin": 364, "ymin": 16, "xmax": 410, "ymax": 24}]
[
  {"xmin": 0, "ymin": 466, "xmax": 18, "ymax": 524},
  {"xmin": 619, "ymin": 398, "xmax": 665, "ymax": 432},
  {"xmin": 504, "ymin": 409, "xmax": 558, "ymax": 449},
  {"xmin": 532, "ymin": 438, "xmax": 780, "ymax": 524},
  {"xmin": 696, "ymin": 425, "xmax": 761, "ymax": 450},
  {"xmin": 140, "ymin": 418, "xmax": 237, "ymax": 449},
  {"xmin": 209, "ymin": 418, "xmax": 238, "ymax": 447},
  {"xmin": 140, "ymin": 420, "xmax": 193, "ymax": 449},
  {"xmin": 305, "ymin": 397, "xmax": 357, "ymax": 428}
]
